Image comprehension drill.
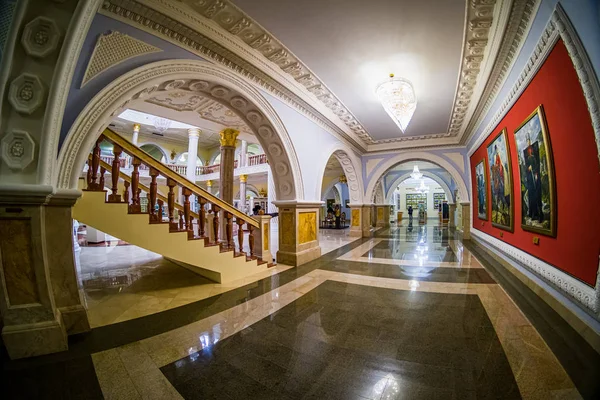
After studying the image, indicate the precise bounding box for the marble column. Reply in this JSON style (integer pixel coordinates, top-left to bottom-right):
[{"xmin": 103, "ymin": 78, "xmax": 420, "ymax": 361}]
[
  {"xmin": 240, "ymin": 139, "xmax": 248, "ymax": 167},
  {"xmin": 267, "ymin": 166, "xmax": 277, "ymax": 213},
  {"xmin": 0, "ymin": 190, "xmax": 92, "ymax": 359},
  {"xmin": 239, "ymin": 174, "xmax": 247, "ymax": 213},
  {"xmin": 186, "ymin": 128, "xmax": 200, "ymax": 182},
  {"xmin": 219, "ymin": 128, "xmax": 238, "ymax": 240},
  {"xmin": 206, "ymin": 180, "xmax": 213, "ymax": 195},
  {"xmin": 460, "ymin": 202, "xmax": 471, "ymax": 240},
  {"xmin": 273, "ymin": 201, "xmax": 322, "ymax": 266}
]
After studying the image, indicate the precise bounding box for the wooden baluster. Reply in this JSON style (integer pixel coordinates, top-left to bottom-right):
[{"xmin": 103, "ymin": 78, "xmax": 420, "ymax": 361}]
[
  {"xmin": 157, "ymin": 199, "xmax": 164, "ymax": 222},
  {"xmin": 130, "ymin": 157, "xmax": 141, "ymax": 213},
  {"xmin": 89, "ymin": 137, "xmax": 102, "ymax": 190},
  {"xmin": 213, "ymin": 206, "xmax": 220, "ymax": 244},
  {"xmin": 99, "ymin": 167, "xmax": 106, "ymax": 191},
  {"xmin": 189, "ymin": 216, "xmax": 195, "ymax": 238},
  {"xmin": 248, "ymin": 225, "xmax": 255, "ymax": 257},
  {"xmin": 167, "ymin": 178, "xmax": 176, "ymax": 229},
  {"xmin": 86, "ymin": 160, "xmax": 92, "ymax": 189},
  {"xmin": 108, "ymin": 144, "xmax": 123, "ymax": 202},
  {"xmin": 123, "ymin": 181, "xmax": 130, "ymax": 204},
  {"xmin": 179, "ymin": 213, "xmax": 184, "ymax": 231},
  {"xmin": 183, "ymin": 188, "xmax": 192, "ymax": 232},
  {"xmin": 199, "ymin": 198, "xmax": 206, "ymax": 237},
  {"xmin": 149, "ymin": 168, "xmax": 159, "ymax": 222},
  {"xmin": 225, "ymin": 212, "xmax": 233, "ymax": 249},
  {"xmin": 237, "ymin": 219, "xmax": 245, "ymax": 254}
]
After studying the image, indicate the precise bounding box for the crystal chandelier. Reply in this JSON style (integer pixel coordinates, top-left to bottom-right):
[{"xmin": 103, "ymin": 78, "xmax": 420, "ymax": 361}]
[
  {"xmin": 153, "ymin": 117, "xmax": 172, "ymax": 133},
  {"xmin": 375, "ymin": 73, "xmax": 417, "ymax": 133},
  {"xmin": 415, "ymin": 180, "xmax": 429, "ymax": 194},
  {"xmin": 410, "ymin": 165, "xmax": 423, "ymax": 180}
]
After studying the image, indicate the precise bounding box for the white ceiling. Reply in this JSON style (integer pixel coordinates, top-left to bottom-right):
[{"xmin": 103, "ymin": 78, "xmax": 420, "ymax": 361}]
[{"xmin": 231, "ymin": 0, "xmax": 465, "ymax": 141}]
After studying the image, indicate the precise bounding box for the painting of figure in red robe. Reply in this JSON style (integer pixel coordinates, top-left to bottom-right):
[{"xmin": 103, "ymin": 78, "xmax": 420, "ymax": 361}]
[
  {"xmin": 487, "ymin": 128, "xmax": 513, "ymax": 231},
  {"xmin": 514, "ymin": 105, "xmax": 556, "ymax": 237}
]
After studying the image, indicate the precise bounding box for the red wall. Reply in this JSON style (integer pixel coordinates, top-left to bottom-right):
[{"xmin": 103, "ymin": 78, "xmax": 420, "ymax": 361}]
[{"xmin": 470, "ymin": 40, "xmax": 600, "ymax": 287}]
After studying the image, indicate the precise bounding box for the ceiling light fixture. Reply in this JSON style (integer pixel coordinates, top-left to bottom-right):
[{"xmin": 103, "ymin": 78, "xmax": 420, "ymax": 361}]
[
  {"xmin": 375, "ymin": 73, "xmax": 417, "ymax": 133},
  {"xmin": 153, "ymin": 117, "xmax": 172, "ymax": 133},
  {"xmin": 416, "ymin": 180, "xmax": 429, "ymax": 194},
  {"xmin": 410, "ymin": 165, "xmax": 423, "ymax": 180}
]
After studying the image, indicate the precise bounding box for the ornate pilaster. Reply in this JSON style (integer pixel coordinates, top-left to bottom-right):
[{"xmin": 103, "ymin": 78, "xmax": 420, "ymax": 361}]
[{"xmin": 273, "ymin": 201, "xmax": 322, "ymax": 266}]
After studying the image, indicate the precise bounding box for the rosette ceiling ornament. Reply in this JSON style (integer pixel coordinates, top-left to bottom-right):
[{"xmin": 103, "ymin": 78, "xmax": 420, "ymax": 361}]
[{"xmin": 375, "ymin": 73, "xmax": 417, "ymax": 133}]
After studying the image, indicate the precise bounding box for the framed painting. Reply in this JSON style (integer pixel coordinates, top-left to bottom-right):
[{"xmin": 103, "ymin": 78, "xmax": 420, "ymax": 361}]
[
  {"xmin": 514, "ymin": 105, "xmax": 556, "ymax": 236},
  {"xmin": 486, "ymin": 128, "xmax": 513, "ymax": 231},
  {"xmin": 475, "ymin": 159, "xmax": 488, "ymax": 220}
]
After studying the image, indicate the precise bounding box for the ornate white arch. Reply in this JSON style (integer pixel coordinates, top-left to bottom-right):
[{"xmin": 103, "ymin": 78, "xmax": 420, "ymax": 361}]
[
  {"xmin": 385, "ymin": 171, "xmax": 454, "ymax": 204},
  {"xmin": 365, "ymin": 152, "xmax": 469, "ymax": 204},
  {"xmin": 315, "ymin": 144, "xmax": 364, "ymax": 204},
  {"xmin": 56, "ymin": 59, "xmax": 304, "ymax": 201}
]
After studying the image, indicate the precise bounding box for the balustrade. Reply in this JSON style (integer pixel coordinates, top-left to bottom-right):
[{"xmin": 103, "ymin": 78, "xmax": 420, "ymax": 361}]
[
  {"xmin": 85, "ymin": 129, "xmax": 259, "ymax": 257},
  {"xmin": 248, "ymin": 153, "xmax": 267, "ymax": 166}
]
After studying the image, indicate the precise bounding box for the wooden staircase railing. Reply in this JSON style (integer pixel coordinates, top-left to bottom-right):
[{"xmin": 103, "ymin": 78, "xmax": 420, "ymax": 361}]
[
  {"xmin": 91, "ymin": 155, "xmax": 200, "ymax": 221},
  {"xmin": 85, "ymin": 128, "xmax": 259, "ymax": 257}
]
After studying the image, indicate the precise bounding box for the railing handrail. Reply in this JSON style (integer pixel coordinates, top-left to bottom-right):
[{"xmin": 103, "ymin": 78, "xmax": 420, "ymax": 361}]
[
  {"xmin": 92, "ymin": 155, "xmax": 200, "ymax": 220},
  {"xmin": 101, "ymin": 128, "xmax": 258, "ymax": 228}
]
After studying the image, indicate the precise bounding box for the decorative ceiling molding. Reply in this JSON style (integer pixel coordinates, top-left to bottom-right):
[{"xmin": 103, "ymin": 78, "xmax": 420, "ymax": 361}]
[
  {"xmin": 446, "ymin": 0, "xmax": 498, "ymax": 138},
  {"xmin": 98, "ymin": 0, "xmax": 540, "ymax": 152},
  {"xmin": 81, "ymin": 31, "xmax": 162, "ymax": 87},
  {"xmin": 461, "ymin": 0, "xmax": 540, "ymax": 145},
  {"xmin": 99, "ymin": 0, "xmax": 367, "ymax": 152}
]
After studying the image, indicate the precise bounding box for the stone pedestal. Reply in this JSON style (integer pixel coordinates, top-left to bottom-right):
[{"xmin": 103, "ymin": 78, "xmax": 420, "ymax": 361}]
[
  {"xmin": 448, "ymin": 204, "xmax": 456, "ymax": 229},
  {"xmin": 348, "ymin": 204, "xmax": 364, "ymax": 237},
  {"xmin": 273, "ymin": 201, "xmax": 322, "ymax": 266},
  {"xmin": 0, "ymin": 188, "xmax": 92, "ymax": 359},
  {"xmin": 460, "ymin": 202, "xmax": 471, "ymax": 239},
  {"xmin": 251, "ymin": 215, "xmax": 273, "ymax": 263},
  {"xmin": 375, "ymin": 204, "xmax": 391, "ymax": 228}
]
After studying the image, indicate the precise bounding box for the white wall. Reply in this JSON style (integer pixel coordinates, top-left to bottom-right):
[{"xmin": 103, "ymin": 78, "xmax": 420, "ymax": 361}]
[{"xmin": 261, "ymin": 91, "xmax": 356, "ymax": 201}]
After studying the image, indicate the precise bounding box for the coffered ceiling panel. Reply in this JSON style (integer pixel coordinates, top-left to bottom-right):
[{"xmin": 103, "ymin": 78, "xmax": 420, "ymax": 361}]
[{"xmin": 231, "ymin": 0, "xmax": 465, "ymax": 141}]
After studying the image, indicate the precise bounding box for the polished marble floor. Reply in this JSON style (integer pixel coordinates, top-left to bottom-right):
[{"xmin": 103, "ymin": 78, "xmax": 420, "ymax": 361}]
[
  {"xmin": 2, "ymin": 220, "xmax": 599, "ymax": 399},
  {"xmin": 76, "ymin": 228, "xmax": 358, "ymax": 327}
]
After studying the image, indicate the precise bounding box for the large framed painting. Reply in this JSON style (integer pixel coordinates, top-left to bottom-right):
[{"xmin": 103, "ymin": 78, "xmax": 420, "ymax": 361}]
[
  {"xmin": 487, "ymin": 128, "xmax": 513, "ymax": 231},
  {"xmin": 475, "ymin": 159, "xmax": 488, "ymax": 220},
  {"xmin": 514, "ymin": 105, "xmax": 556, "ymax": 236}
]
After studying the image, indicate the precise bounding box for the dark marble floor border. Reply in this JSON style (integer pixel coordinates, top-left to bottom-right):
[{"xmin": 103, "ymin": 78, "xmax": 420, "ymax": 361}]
[{"xmin": 462, "ymin": 240, "xmax": 600, "ymax": 399}]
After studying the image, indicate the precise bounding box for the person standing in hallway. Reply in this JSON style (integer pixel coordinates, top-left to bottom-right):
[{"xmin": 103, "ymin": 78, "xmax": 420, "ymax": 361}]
[
  {"xmin": 335, "ymin": 205, "xmax": 341, "ymax": 228},
  {"xmin": 408, "ymin": 205, "xmax": 413, "ymax": 220}
]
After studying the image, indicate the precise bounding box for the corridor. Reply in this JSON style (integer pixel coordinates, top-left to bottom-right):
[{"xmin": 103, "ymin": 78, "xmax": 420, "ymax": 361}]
[{"xmin": 3, "ymin": 220, "xmax": 597, "ymax": 399}]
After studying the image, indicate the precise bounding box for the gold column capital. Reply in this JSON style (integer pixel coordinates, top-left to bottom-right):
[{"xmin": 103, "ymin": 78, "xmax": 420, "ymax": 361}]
[
  {"xmin": 188, "ymin": 127, "xmax": 201, "ymax": 137},
  {"xmin": 239, "ymin": 174, "xmax": 248, "ymax": 183},
  {"xmin": 219, "ymin": 128, "xmax": 239, "ymax": 147},
  {"xmin": 206, "ymin": 180, "xmax": 212, "ymax": 187},
  {"xmin": 133, "ymin": 123, "xmax": 141, "ymax": 132}
]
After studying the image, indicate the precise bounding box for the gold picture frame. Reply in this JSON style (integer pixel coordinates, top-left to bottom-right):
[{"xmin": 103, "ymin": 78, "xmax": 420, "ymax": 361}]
[
  {"xmin": 513, "ymin": 105, "xmax": 557, "ymax": 237},
  {"xmin": 475, "ymin": 158, "xmax": 489, "ymax": 221},
  {"xmin": 486, "ymin": 128, "xmax": 514, "ymax": 232}
]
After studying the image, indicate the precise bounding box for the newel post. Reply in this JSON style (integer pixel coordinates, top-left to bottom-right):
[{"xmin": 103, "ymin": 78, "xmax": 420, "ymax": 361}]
[{"xmin": 251, "ymin": 215, "xmax": 272, "ymax": 263}]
